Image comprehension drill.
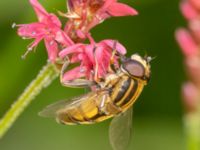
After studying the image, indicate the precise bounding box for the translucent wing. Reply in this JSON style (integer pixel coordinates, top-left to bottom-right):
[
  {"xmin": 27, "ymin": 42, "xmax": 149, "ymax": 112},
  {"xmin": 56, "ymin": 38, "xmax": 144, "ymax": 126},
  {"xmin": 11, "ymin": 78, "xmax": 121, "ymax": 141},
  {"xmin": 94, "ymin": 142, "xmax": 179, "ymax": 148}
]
[
  {"xmin": 39, "ymin": 89, "xmax": 109, "ymax": 119},
  {"xmin": 109, "ymin": 108, "xmax": 133, "ymax": 150},
  {"xmin": 38, "ymin": 92, "xmax": 98, "ymax": 118}
]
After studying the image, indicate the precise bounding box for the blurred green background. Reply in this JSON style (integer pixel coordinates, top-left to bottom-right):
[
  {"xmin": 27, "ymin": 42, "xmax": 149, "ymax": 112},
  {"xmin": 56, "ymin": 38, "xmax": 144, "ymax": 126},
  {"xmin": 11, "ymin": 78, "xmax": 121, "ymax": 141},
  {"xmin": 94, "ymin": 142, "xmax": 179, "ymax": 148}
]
[{"xmin": 0, "ymin": 0, "xmax": 186, "ymax": 150}]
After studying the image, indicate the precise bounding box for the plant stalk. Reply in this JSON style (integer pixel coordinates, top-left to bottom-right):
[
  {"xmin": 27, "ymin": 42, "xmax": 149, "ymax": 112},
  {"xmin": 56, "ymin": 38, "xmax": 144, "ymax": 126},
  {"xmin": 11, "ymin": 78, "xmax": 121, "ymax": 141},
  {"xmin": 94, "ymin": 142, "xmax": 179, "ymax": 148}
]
[
  {"xmin": 184, "ymin": 111, "xmax": 200, "ymax": 150},
  {"xmin": 0, "ymin": 62, "xmax": 59, "ymax": 139}
]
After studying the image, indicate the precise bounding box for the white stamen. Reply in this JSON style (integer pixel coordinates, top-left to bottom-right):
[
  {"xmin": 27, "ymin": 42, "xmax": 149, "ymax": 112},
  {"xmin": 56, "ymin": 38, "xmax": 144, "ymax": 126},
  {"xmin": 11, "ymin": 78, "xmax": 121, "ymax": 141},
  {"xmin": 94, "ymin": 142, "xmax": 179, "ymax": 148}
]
[
  {"xmin": 28, "ymin": 47, "xmax": 32, "ymax": 51},
  {"xmin": 21, "ymin": 55, "xmax": 26, "ymax": 60},
  {"xmin": 12, "ymin": 22, "xmax": 16, "ymax": 29},
  {"xmin": 21, "ymin": 48, "xmax": 32, "ymax": 59}
]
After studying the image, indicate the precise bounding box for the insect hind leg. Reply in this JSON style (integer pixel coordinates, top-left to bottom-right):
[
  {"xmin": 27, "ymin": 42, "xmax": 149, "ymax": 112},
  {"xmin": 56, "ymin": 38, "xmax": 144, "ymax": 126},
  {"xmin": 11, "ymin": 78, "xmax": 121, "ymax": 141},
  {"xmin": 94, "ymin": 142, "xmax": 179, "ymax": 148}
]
[{"xmin": 97, "ymin": 92, "xmax": 122, "ymax": 115}]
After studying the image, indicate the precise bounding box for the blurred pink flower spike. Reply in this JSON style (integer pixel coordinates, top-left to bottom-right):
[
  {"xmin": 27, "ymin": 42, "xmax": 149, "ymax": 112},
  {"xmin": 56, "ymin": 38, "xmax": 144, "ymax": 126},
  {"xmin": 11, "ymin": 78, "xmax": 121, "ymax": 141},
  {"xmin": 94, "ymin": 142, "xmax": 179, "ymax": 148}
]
[
  {"xmin": 189, "ymin": 19, "xmax": 200, "ymax": 42},
  {"xmin": 176, "ymin": 0, "xmax": 200, "ymax": 115},
  {"xmin": 189, "ymin": 0, "xmax": 200, "ymax": 10},
  {"xmin": 17, "ymin": 0, "xmax": 73, "ymax": 62},
  {"xmin": 64, "ymin": 0, "xmax": 138, "ymax": 40},
  {"xmin": 59, "ymin": 40, "xmax": 127, "ymax": 81},
  {"xmin": 185, "ymin": 56, "xmax": 200, "ymax": 86},
  {"xmin": 182, "ymin": 82, "xmax": 199, "ymax": 112},
  {"xmin": 175, "ymin": 28, "xmax": 198, "ymax": 57},
  {"xmin": 180, "ymin": 0, "xmax": 198, "ymax": 20}
]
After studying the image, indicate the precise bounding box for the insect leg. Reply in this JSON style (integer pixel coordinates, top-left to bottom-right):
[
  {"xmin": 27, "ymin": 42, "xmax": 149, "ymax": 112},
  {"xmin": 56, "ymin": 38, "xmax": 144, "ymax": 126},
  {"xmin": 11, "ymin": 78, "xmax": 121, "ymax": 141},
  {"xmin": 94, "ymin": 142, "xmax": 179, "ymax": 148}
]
[
  {"xmin": 108, "ymin": 40, "xmax": 121, "ymax": 73},
  {"xmin": 60, "ymin": 57, "xmax": 95, "ymax": 88},
  {"xmin": 93, "ymin": 46, "xmax": 100, "ymax": 83},
  {"xmin": 96, "ymin": 90, "xmax": 122, "ymax": 115},
  {"xmin": 91, "ymin": 90, "xmax": 110, "ymax": 115},
  {"xmin": 107, "ymin": 102, "xmax": 123, "ymax": 115},
  {"xmin": 61, "ymin": 78, "xmax": 96, "ymax": 88}
]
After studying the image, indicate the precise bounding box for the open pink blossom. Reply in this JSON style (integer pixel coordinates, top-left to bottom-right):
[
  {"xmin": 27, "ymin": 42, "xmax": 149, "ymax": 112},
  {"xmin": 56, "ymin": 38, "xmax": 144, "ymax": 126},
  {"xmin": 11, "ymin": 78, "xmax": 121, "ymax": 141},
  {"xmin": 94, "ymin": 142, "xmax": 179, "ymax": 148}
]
[
  {"xmin": 63, "ymin": 0, "xmax": 138, "ymax": 41},
  {"xmin": 59, "ymin": 40, "xmax": 126, "ymax": 81},
  {"xmin": 17, "ymin": 0, "xmax": 73, "ymax": 62}
]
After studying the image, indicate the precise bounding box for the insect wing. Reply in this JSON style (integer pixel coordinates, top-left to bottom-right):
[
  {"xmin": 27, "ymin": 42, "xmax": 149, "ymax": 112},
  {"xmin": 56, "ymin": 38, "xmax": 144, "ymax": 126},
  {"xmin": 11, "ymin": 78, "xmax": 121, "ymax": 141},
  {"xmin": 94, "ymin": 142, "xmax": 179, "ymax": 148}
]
[
  {"xmin": 39, "ymin": 89, "xmax": 109, "ymax": 119},
  {"xmin": 38, "ymin": 92, "xmax": 97, "ymax": 118},
  {"xmin": 109, "ymin": 108, "xmax": 133, "ymax": 150}
]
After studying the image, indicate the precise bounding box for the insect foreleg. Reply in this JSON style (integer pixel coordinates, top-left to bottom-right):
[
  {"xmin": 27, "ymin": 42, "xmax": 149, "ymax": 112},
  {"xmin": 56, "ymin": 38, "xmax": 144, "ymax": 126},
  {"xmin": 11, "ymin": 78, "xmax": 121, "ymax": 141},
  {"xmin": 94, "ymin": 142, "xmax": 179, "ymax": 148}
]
[
  {"xmin": 61, "ymin": 78, "xmax": 96, "ymax": 88},
  {"xmin": 108, "ymin": 41, "xmax": 118, "ymax": 73},
  {"xmin": 60, "ymin": 56, "xmax": 70, "ymax": 84},
  {"xmin": 60, "ymin": 57, "xmax": 95, "ymax": 88}
]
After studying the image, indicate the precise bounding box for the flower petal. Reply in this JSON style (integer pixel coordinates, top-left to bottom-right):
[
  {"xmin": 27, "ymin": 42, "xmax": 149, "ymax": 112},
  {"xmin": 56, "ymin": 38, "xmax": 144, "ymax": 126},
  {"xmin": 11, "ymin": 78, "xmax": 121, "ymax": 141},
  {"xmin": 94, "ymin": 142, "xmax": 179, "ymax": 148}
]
[
  {"xmin": 189, "ymin": 19, "xmax": 200, "ymax": 42},
  {"xmin": 101, "ymin": 0, "xmax": 116, "ymax": 10},
  {"xmin": 107, "ymin": 2, "xmax": 138, "ymax": 17},
  {"xmin": 48, "ymin": 14, "xmax": 62, "ymax": 27},
  {"xmin": 84, "ymin": 45, "xmax": 96, "ymax": 64},
  {"xmin": 101, "ymin": 40, "xmax": 127, "ymax": 55},
  {"xmin": 55, "ymin": 30, "xmax": 74, "ymax": 46},
  {"xmin": 95, "ymin": 46, "xmax": 111, "ymax": 77},
  {"xmin": 59, "ymin": 44, "xmax": 84, "ymax": 58},
  {"xmin": 185, "ymin": 56, "xmax": 200, "ymax": 86},
  {"xmin": 180, "ymin": 0, "xmax": 198, "ymax": 20},
  {"xmin": 44, "ymin": 38, "xmax": 58, "ymax": 62},
  {"xmin": 17, "ymin": 23, "xmax": 45, "ymax": 38},
  {"xmin": 182, "ymin": 82, "xmax": 199, "ymax": 111},
  {"xmin": 175, "ymin": 28, "xmax": 198, "ymax": 56},
  {"xmin": 29, "ymin": 0, "xmax": 48, "ymax": 22},
  {"xmin": 189, "ymin": 0, "xmax": 200, "ymax": 10},
  {"xmin": 70, "ymin": 53, "xmax": 81, "ymax": 63},
  {"xmin": 62, "ymin": 66, "xmax": 85, "ymax": 81}
]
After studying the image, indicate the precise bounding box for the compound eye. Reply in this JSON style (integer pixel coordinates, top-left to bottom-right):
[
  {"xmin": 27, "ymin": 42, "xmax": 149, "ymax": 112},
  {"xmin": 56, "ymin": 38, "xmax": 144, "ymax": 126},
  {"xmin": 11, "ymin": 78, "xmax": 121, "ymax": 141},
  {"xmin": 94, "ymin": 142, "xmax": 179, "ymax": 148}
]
[{"xmin": 123, "ymin": 60, "xmax": 145, "ymax": 77}]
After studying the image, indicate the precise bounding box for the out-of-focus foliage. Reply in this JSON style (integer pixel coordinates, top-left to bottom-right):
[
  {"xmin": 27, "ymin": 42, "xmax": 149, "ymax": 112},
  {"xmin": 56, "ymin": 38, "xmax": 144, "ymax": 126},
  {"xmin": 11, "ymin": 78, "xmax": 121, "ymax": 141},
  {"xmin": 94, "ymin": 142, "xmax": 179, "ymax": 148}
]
[{"xmin": 0, "ymin": 0, "xmax": 186, "ymax": 150}]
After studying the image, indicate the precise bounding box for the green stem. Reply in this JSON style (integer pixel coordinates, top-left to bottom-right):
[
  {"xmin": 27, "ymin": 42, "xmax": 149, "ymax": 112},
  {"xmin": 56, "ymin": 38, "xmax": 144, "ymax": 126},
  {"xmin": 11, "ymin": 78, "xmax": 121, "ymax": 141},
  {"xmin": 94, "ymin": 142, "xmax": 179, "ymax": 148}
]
[
  {"xmin": 0, "ymin": 62, "xmax": 59, "ymax": 139},
  {"xmin": 184, "ymin": 112, "xmax": 200, "ymax": 150}
]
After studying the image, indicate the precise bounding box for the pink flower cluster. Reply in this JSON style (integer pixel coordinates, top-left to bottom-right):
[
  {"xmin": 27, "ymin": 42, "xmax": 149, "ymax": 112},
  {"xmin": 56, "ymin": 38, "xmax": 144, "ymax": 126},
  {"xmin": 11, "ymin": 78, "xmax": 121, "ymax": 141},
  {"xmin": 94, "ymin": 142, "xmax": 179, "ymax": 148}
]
[
  {"xmin": 17, "ymin": 0, "xmax": 137, "ymax": 82},
  {"xmin": 176, "ymin": 0, "xmax": 200, "ymax": 112}
]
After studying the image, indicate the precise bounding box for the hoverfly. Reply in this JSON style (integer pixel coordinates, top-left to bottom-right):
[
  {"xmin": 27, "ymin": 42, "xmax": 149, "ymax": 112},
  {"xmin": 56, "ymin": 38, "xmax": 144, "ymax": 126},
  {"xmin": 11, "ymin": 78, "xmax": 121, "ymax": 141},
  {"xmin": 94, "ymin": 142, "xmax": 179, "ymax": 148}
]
[{"xmin": 39, "ymin": 53, "xmax": 151, "ymax": 150}]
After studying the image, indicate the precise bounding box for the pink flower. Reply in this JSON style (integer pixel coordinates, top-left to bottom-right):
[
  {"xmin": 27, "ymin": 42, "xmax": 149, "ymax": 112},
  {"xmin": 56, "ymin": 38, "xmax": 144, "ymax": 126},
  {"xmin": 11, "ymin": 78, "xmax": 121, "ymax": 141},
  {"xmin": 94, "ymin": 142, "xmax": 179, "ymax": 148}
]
[
  {"xmin": 185, "ymin": 56, "xmax": 200, "ymax": 86},
  {"xmin": 59, "ymin": 40, "xmax": 126, "ymax": 81},
  {"xmin": 180, "ymin": 0, "xmax": 198, "ymax": 20},
  {"xmin": 175, "ymin": 28, "xmax": 198, "ymax": 57},
  {"xmin": 182, "ymin": 82, "xmax": 199, "ymax": 112},
  {"xmin": 189, "ymin": 0, "xmax": 200, "ymax": 10},
  {"xmin": 16, "ymin": 0, "xmax": 136, "ymax": 83},
  {"xmin": 63, "ymin": 0, "xmax": 138, "ymax": 41},
  {"xmin": 17, "ymin": 0, "xmax": 73, "ymax": 62},
  {"xmin": 176, "ymin": 0, "xmax": 200, "ymax": 112},
  {"xmin": 189, "ymin": 19, "xmax": 200, "ymax": 42}
]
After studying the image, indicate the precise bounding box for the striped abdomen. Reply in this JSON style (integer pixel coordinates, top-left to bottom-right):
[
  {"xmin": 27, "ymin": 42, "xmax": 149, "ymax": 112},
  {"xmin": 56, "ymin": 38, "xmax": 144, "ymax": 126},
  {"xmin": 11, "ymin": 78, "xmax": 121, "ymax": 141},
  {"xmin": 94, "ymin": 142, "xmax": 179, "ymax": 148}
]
[{"xmin": 110, "ymin": 75, "xmax": 144, "ymax": 112}]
